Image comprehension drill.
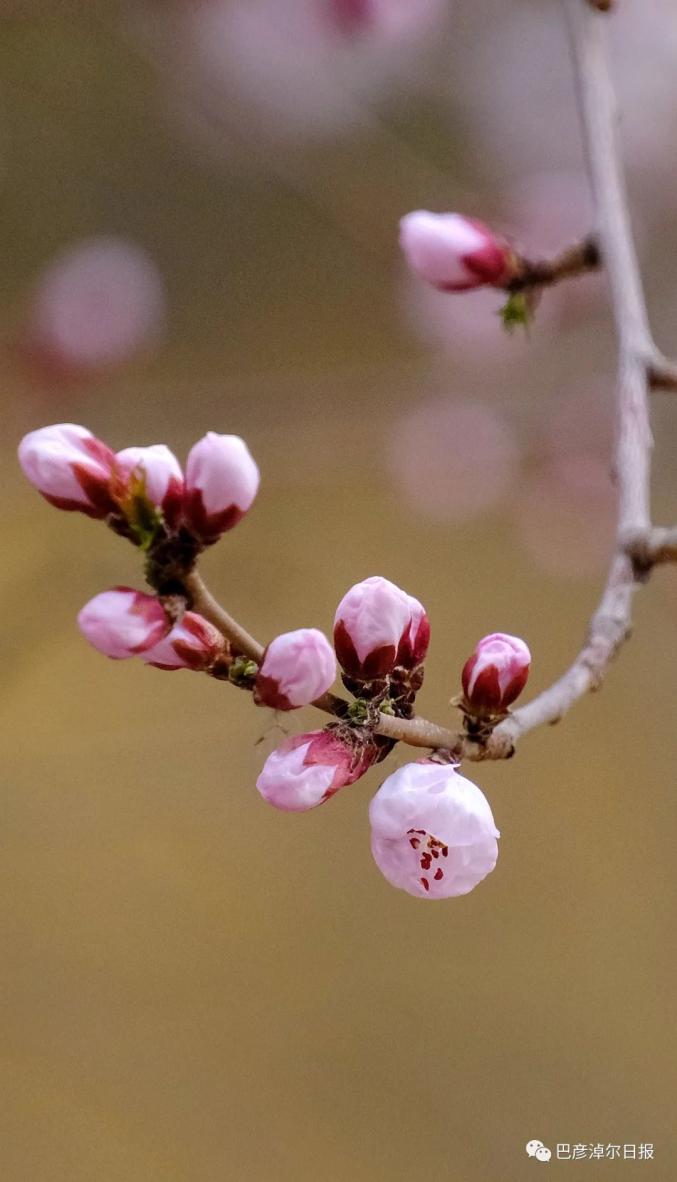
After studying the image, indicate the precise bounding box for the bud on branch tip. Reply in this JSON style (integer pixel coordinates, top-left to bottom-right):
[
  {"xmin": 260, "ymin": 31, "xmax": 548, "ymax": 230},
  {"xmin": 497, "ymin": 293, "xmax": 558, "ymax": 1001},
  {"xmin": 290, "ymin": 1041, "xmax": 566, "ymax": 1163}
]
[
  {"xmin": 257, "ymin": 729, "xmax": 383, "ymax": 812},
  {"xmin": 18, "ymin": 423, "xmax": 116, "ymax": 517},
  {"xmin": 184, "ymin": 432, "xmax": 260, "ymax": 542},
  {"xmin": 255, "ymin": 628, "xmax": 336, "ymax": 710},
  {"xmin": 461, "ymin": 632, "xmax": 531, "ymax": 717},
  {"xmin": 78, "ymin": 588, "xmax": 170, "ymax": 659},
  {"xmin": 143, "ymin": 611, "xmax": 227, "ymax": 671},
  {"xmin": 399, "ymin": 211, "xmax": 515, "ymax": 293},
  {"xmin": 333, "ymin": 575, "xmax": 430, "ymax": 681}
]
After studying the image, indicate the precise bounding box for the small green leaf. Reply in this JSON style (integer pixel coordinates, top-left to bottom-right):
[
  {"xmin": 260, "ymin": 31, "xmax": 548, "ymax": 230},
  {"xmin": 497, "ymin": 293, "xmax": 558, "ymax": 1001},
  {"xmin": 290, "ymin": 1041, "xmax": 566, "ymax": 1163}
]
[{"xmin": 499, "ymin": 291, "xmax": 532, "ymax": 334}]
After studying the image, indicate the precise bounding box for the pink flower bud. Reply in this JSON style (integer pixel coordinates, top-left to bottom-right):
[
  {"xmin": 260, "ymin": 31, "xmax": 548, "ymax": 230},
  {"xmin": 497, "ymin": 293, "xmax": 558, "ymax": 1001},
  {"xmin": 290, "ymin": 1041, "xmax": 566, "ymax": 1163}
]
[
  {"xmin": 77, "ymin": 588, "xmax": 170, "ymax": 659},
  {"xmin": 255, "ymin": 628, "xmax": 336, "ymax": 710},
  {"xmin": 114, "ymin": 444, "xmax": 184, "ymax": 527},
  {"xmin": 18, "ymin": 422, "xmax": 116, "ymax": 517},
  {"xmin": 369, "ymin": 760, "xmax": 499, "ymax": 898},
  {"xmin": 333, "ymin": 576, "xmax": 430, "ymax": 680},
  {"xmin": 256, "ymin": 729, "xmax": 381, "ymax": 812},
  {"xmin": 143, "ymin": 611, "xmax": 226, "ymax": 671},
  {"xmin": 399, "ymin": 210, "xmax": 513, "ymax": 292},
  {"xmin": 461, "ymin": 632, "xmax": 531, "ymax": 715},
  {"xmin": 183, "ymin": 432, "xmax": 260, "ymax": 541}
]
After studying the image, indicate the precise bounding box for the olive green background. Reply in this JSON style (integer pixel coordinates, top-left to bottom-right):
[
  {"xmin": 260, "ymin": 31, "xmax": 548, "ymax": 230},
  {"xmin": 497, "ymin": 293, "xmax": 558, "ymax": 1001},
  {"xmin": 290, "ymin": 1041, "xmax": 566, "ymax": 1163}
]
[{"xmin": 2, "ymin": 4, "xmax": 676, "ymax": 1179}]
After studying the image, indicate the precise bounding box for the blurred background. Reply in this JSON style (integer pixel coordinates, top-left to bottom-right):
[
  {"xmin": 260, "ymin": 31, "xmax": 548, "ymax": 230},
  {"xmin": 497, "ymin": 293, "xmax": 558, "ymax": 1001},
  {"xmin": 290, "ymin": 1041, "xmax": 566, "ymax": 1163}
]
[{"xmin": 2, "ymin": 1, "xmax": 677, "ymax": 1178}]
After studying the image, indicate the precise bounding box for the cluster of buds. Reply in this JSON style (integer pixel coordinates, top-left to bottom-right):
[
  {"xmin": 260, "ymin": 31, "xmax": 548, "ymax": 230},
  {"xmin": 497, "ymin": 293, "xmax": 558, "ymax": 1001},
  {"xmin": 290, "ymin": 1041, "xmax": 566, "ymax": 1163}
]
[
  {"xmin": 255, "ymin": 575, "xmax": 429, "ymax": 812},
  {"xmin": 18, "ymin": 421, "xmax": 261, "ymax": 678},
  {"xmin": 18, "ymin": 423, "xmax": 260, "ymax": 548},
  {"xmin": 18, "ymin": 421, "xmax": 532, "ymax": 900}
]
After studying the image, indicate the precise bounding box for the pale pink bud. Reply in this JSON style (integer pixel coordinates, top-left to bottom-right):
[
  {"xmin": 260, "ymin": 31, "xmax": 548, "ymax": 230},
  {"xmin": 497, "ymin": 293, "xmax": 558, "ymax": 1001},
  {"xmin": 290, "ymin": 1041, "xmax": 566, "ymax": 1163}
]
[
  {"xmin": 256, "ymin": 729, "xmax": 381, "ymax": 812},
  {"xmin": 114, "ymin": 444, "xmax": 184, "ymax": 527},
  {"xmin": 462, "ymin": 632, "xmax": 531, "ymax": 715},
  {"xmin": 334, "ymin": 575, "xmax": 430, "ymax": 680},
  {"xmin": 255, "ymin": 628, "xmax": 336, "ymax": 710},
  {"xmin": 399, "ymin": 210, "xmax": 513, "ymax": 292},
  {"xmin": 143, "ymin": 611, "xmax": 226, "ymax": 671},
  {"xmin": 78, "ymin": 587, "xmax": 169, "ymax": 659},
  {"xmin": 183, "ymin": 432, "xmax": 260, "ymax": 541},
  {"xmin": 369, "ymin": 760, "xmax": 499, "ymax": 898},
  {"xmin": 18, "ymin": 422, "xmax": 116, "ymax": 517}
]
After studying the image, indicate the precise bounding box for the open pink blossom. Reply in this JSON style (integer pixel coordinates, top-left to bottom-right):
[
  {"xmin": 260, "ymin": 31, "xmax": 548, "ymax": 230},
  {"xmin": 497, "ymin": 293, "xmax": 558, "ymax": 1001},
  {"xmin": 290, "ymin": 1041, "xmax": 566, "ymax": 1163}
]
[
  {"xmin": 114, "ymin": 444, "xmax": 184, "ymax": 527},
  {"xmin": 78, "ymin": 588, "xmax": 170, "ymax": 659},
  {"xmin": 255, "ymin": 628, "xmax": 336, "ymax": 709},
  {"xmin": 257, "ymin": 729, "xmax": 381, "ymax": 812},
  {"xmin": 399, "ymin": 211, "xmax": 514, "ymax": 292},
  {"xmin": 18, "ymin": 422, "xmax": 116, "ymax": 517},
  {"xmin": 462, "ymin": 632, "xmax": 531, "ymax": 716},
  {"xmin": 184, "ymin": 432, "xmax": 260, "ymax": 541},
  {"xmin": 369, "ymin": 761, "xmax": 499, "ymax": 898},
  {"xmin": 143, "ymin": 611, "xmax": 226, "ymax": 671},
  {"xmin": 334, "ymin": 576, "xmax": 429, "ymax": 680}
]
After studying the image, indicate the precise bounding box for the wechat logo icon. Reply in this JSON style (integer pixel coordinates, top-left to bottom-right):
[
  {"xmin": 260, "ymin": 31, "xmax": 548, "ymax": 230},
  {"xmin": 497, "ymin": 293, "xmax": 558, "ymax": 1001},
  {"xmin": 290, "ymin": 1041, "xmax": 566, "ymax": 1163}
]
[{"xmin": 526, "ymin": 1140, "xmax": 552, "ymax": 1162}]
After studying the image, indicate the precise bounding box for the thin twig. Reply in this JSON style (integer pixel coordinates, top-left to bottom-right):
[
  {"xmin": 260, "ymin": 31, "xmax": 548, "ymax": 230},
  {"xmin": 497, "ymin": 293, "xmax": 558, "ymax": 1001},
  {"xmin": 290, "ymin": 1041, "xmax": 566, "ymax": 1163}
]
[
  {"xmin": 509, "ymin": 235, "xmax": 600, "ymax": 292},
  {"xmin": 183, "ymin": 571, "xmax": 264, "ymax": 664}
]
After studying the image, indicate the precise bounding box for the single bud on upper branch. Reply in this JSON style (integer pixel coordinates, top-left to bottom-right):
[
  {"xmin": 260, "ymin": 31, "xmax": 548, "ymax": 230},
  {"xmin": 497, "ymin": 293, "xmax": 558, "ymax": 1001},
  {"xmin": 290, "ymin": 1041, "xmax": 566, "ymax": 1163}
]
[
  {"xmin": 18, "ymin": 423, "xmax": 116, "ymax": 517},
  {"xmin": 399, "ymin": 211, "xmax": 516, "ymax": 293},
  {"xmin": 333, "ymin": 575, "xmax": 430, "ymax": 681},
  {"xmin": 183, "ymin": 432, "xmax": 260, "ymax": 542},
  {"xmin": 369, "ymin": 760, "xmax": 499, "ymax": 898},
  {"xmin": 461, "ymin": 632, "xmax": 531, "ymax": 717},
  {"xmin": 256, "ymin": 728, "xmax": 385, "ymax": 812},
  {"xmin": 78, "ymin": 587, "xmax": 170, "ymax": 659},
  {"xmin": 113, "ymin": 445, "xmax": 184, "ymax": 529},
  {"xmin": 254, "ymin": 628, "xmax": 336, "ymax": 710},
  {"xmin": 143, "ymin": 611, "xmax": 227, "ymax": 671}
]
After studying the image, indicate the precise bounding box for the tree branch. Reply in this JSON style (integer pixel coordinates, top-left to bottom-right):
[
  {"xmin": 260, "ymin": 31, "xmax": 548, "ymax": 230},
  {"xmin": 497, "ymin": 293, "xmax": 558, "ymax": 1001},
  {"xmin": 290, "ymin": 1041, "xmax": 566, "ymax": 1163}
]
[
  {"xmin": 182, "ymin": 3, "xmax": 677, "ymax": 765},
  {"xmin": 485, "ymin": 0, "xmax": 662, "ymax": 748}
]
